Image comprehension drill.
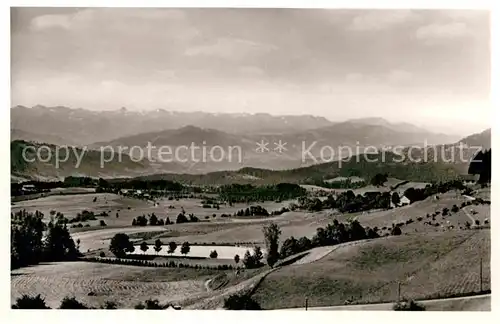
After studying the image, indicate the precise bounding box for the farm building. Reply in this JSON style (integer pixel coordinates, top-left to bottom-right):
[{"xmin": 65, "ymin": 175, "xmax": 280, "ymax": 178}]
[
  {"xmin": 400, "ymin": 196, "xmax": 410, "ymax": 206},
  {"xmin": 21, "ymin": 184, "xmax": 36, "ymax": 192}
]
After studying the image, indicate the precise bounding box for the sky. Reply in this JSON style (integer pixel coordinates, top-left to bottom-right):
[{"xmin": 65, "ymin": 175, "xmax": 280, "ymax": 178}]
[{"xmin": 11, "ymin": 8, "xmax": 491, "ymax": 134}]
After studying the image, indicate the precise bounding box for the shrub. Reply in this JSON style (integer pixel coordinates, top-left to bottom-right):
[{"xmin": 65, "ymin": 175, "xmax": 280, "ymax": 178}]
[
  {"xmin": 102, "ymin": 301, "xmax": 118, "ymax": 309},
  {"xmin": 393, "ymin": 299, "xmax": 425, "ymax": 311},
  {"xmin": 12, "ymin": 294, "xmax": 50, "ymax": 309},
  {"xmin": 99, "ymin": 251, "xmax": 105, "ymax": 257},
  {"xmin": 391, "ymin": 226, "xmax": 402, "ymax": 236},
  {"xmin": 59, "ymin": 297, "xmax": 89, "ymax": 309},
  {"xmin": 223, "ymin": 294, "xmax": 262, "ymax": 310},
  {"xmin": 209, "ymin": 250, "xmax": 218, "ymax": 258},
  {"xmin": 99, "ymin": 220, "xmax": 107, "ymax": 226}
]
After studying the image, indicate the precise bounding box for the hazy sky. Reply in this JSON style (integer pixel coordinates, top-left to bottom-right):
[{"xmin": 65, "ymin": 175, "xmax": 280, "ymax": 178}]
[{"xmin": 11, "ymin": 8, "xmax": 491, "ymax": 134}]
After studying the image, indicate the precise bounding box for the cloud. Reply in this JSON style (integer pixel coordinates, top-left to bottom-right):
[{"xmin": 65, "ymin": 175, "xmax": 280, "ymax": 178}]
[
  {"xmin": 238, "ymin": 66, "xmax": 266, "ymax": 77},
  {"xmin": 30, "ymin": 8, "xmax": 187, "ymax": 31},
  {"xmin": 443, "ymin": 10, "xmax": 488, "ymax": 21},
  {"xmin": 185, "ymin": 38, "xmax": 277, "ymax": 59},
  {"xmin": 30, "ymin": 14, "xmax": 73, "ymax": 30},
  {"xmin": 348, "ymin": 10, "xmax": 421, "ymax": 31},
  {"xmin": 344, "ymin": 70, "xmax": 412, "ymax": 85},
  {"xmin": 416, "ymin": 22, "xmax": 472, "ymax": 44},
  {"xmin": 387, "ymin": 70, "xmax": 413, "ymax": 84},
  {"xmin": 345, "ymin": 73, "xmax": 378, "ymax": 83}
]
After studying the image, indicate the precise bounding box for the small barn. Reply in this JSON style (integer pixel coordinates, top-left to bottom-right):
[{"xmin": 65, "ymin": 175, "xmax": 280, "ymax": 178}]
[{"xmin": 400, "ymin": 196, "xmax": 411, "ymax": 206}]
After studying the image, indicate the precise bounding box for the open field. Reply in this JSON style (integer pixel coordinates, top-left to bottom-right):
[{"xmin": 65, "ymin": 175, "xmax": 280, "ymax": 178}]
[
  {"xmin": 251, "ymin": 229, "xmax": 490, "ymax": 309},
  {"xmin": 11, "ymin": 193, "xmax": 295, "ymax": 228},
  {"xmin": 11, "ymin": 261, "xmax": 220, "ymax": 309},
  {"xmin": 169, "ymin": 211, "xmax": 332, "ymax": 245},
  {"xmin": 11, "ymin": 186, "xmax": 491, "ymax": 310},
  {"xmin": 335, "ymin": 190, "xmax": 489, "ymax": 235}
]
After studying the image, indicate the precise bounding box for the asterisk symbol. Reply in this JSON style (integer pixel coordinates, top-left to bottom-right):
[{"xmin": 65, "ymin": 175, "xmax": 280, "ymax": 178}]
[
  {"xmin": 256, "ymin": 140, "xmax": 270, "ymax": 153},
  {"xmin": 274, "ymin": 140, "xmax": 288, "ymax": 153}
]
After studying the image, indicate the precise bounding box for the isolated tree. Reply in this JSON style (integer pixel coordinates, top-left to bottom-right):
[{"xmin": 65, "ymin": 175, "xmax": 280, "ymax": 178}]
[
  {"xmin": 391, "ymin": 225, "xmax": 402, "ymax": 236},
  {"xmin": 140, "ymin": 241, "xmax": 149, "ymax": 254},
  {"xmin": 242, "ymin": 250, "xmax": 255, "ymax": 268},
  {"xmin": 12, "ymin": 294, "xmax": 50, "ymax": 309},
  {"xmin": 109, "ymin": 233, "xmax": 134, "ymax": 258},
  {"xmin": 168, "ymin": 241, "xmax": 177, "ymax": 255},
  {"xmin": 262, "ymin": 223, "xmax": 281, "ymax": 267},
  {"xmin": 149, "ymin": 213, "xmax": 158, "ymax": 226},
  {"xmin": 99, "ymin": 220, "xmax": 107, "ymax": 226},
  {"xmin": 181, "ymin": 242, "xmax": 190, "ymax": 256},
  {"xmin": 391, "ymin": 192, "xmax": 400, "ymax": 206},
  {"xmin": 210, "ymin": 250, "xmax": 218, "ymax": 259},
  {"xmin": 253, "ymin": 246, "xmax": 263, "ymax": 265},
  {"xmin": 370, "ymin": 173, "xmax": 388, "ymax": 187},
  {"xmin": 234, "ymin": 254, "xmax": 240, "ymax": 266},
  {"xmin": 59, "ymin": 297, "xmax": 89, "ymax": 309},
  {"xmin": 154, "ymin": 239, "xmax": 163, "ymax": 255}
]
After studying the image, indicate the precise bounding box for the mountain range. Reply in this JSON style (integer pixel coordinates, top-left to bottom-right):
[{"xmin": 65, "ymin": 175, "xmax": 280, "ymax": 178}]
[
  {"xmin": 11, "ymin": 105, "xmax": 460, "ymax": 147},
  {"xmin": 11, "ymin": 105, "xmax": 489, "ymax": 181}
]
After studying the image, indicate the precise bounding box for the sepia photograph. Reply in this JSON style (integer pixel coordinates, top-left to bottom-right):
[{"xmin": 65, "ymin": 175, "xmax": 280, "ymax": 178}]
[{"xmin": 8, "ymin": 5, "xmax": 492, "ymax": 311}]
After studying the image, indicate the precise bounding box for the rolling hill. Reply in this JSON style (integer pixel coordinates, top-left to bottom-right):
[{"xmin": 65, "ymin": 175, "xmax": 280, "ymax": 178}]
[
  {"xmin": 251, "ymin": 229, "xmax": 490, "ymax": 309},
  {"xmin": 10, "ymin": 140, "xmax": 184, "ymax": 181},
  {"xmin": 457, "ymin": 128, "xmax": 491, "ymax": 149}
]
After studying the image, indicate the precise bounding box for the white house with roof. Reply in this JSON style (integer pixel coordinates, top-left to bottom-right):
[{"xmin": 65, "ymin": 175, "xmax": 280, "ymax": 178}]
[
  {"xmin": 390, "ymin": 193, "xmax": 411, "ymax": 208},
  {"xmin": 400, "ymin": 196, "xmax": 410, "ymax": 206}
]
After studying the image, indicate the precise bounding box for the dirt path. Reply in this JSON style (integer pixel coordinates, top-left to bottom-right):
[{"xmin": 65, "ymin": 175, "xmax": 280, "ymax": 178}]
[
  {"xmin": 463, "ymin": 208, "xmax": 476, "ymax": 224},
  {"xmin": 280, "ymin": 294, "xmax": 491, "ymax": 311}
]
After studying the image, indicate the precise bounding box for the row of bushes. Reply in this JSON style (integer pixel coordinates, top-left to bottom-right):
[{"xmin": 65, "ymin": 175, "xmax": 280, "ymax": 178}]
[
  {"xmin": 70, "ymin": 220, "xmax": 107, "ymax": 228},
  {"xmin": 279, "ymin": 219, "xmax": 385, "ymax": 260},
  {"xmin": 84, "ymin": 256, "xmax": 236, "ymax": 270},
  {"xmin": 12, "ymin": 294, "xmax": 181, "ymax": 310}
]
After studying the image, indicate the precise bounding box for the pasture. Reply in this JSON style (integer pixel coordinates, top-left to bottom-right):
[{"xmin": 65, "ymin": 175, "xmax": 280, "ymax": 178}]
[
  {"xmin": 11, "ymin": 185, "xmax": 491, "ymax": 310},
  {"xmin": 11, "ymin": 261, "xmax": 218, "ymax": 309},
  {"xmin": 251, "ymin": 229, "xmax": 490, "ymax": 309},
  {"xmin": 11, "ymin": 192, "xmax": 295, "ymax": 229}
]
